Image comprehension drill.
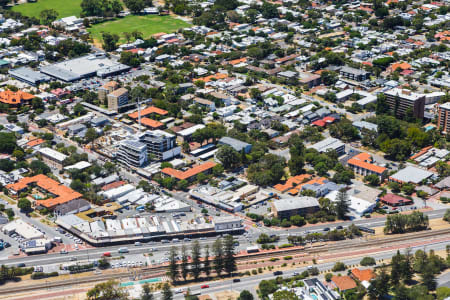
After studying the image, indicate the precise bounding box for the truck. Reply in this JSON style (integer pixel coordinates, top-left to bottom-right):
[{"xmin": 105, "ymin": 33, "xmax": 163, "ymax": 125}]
[
  {"xmin": 136, "ymin": 206, "xmax": 145, "ymax": 212},
  {"xmin": 118, "ymin": 247, "xmax": 129, "ymax": 253}
]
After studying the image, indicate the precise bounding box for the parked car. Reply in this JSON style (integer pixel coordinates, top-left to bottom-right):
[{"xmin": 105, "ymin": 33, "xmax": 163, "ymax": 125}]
[
  {"xmin": 273, "ymin": 271, "xmax": 283, "ymax": 276},
  {"xmin": 201, "ymin": 285, "xmax": 209, "ymax": 289}
]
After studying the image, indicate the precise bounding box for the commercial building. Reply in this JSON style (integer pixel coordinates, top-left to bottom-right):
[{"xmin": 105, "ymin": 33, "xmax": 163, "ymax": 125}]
[
  {"xmin": 218, "ymin": 136, "xmax": 252, "ymax": 154},
  {"xmin": 389, "ymin": 165, "xmax": 435, "ymax": 184},
  {"xmin": 380, "ymin": 193, "xmax": 413, "ymax": 207},
  {"xmin": 2, "ymin": 219, "xmax": 44, "ymax": 240},
  {"xmin": 116, "ymin": 139, "xmax": 147, "ymax": 167},
  {"xmin": 40, "ymin": 53, "xmax": 130, "ymax": 82},
  {"xmin": 54, "ymin": 199, "xmax": 91, "ymax": 216},
  {"xmin": 271, "ymin": 197, "xmax": 320, "ymax": 219},
  {"xmin": 162, "ymin": 161, "xmax": 216, "ymax": 182},
  {"xmin": 107, "ymin": 87, "xmax": 128, "ymax": 112},
  {"xmin": 8, "ymin": 67, "xmax": 51, "ymax": 86},
  {"xmin": 308, "ymin": 137, "xmax": 345, "ymax": 155},
  {"xmin": 128, "ymin": 106, "xmax": 168, "ymax": 119},
  {"xmin": 38, "ymin": 147, "xmax": 68, "ymax": 170},
  {"xmin": 326, "ymin": 189, "xmax": 376, "ymax": 217},
  {"xmin": 138, "ymin": 130, "xmax": 181, "ymax": 161},
  {"xmin": 339, "ymin": 66, "xmax": 370, "ymax": 82},
  {"xmin": 98, "ymin": 81, "xmax": 119, "ymax": 102},
  {"xmin": 383, "ymin": 88, "xmax": 425, "ymax": 119},
  {"xmin": 347, "ymin": 152, "xmax": 387, "ymax": 179},
  {"xmin": 176, "ymin": 124, "xmax": 205, "ymax": 142},
  {"xmin": 438, "ymin": 102, "xmax": 450, "ymax": 133},
  {"xmin": 214, "ymin": 217, "xmax": 242, "ymax": 231}
]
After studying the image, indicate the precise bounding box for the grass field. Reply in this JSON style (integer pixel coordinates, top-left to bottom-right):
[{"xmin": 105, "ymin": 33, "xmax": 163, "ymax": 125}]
[
  {"xmin": 88, "ymin": 15, "xmax": 191, "ymax": 45},
  {"xmin": 11, "ymin": 0, "xmax": 82, "ymax": 19}
]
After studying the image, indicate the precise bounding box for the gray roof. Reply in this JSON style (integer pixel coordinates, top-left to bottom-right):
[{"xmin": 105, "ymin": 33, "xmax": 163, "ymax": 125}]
[
  {"xmin": 40, "ymin": 54, "xmax": 130, "ymax": 82},
  {"xmin": 340, "ymin": 66, "xmax": 369, "ymax": 76},
  {"xmin": 390, "ymin": 166, "xmax": 434, "ymax": 184},
  {"xmin": 435, "ymin": 176, "xmax": 450, "ymax": 189},
  {"xmin": 273, "ymin": 196, "xmax": 319, "ymax": 212},
  {"xmin": 219, "ymin": 137, "xmax": 251, "ymax": 152},
  {"xmin": 309, "ymin": 137, "xmax": 344, "ymax": 153},
  {"xmin": 352, "ymin": 120, "xmax": 378, "ymax": 132},
  {"xmin": 9, "ymin": 67, "xmax": 51, "ymax": 84}
]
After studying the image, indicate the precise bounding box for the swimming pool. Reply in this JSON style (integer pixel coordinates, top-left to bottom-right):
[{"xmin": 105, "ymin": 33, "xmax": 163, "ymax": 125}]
[{"xmin": 119, "ymin": 277, "xmax": 162, "ymax": 287}]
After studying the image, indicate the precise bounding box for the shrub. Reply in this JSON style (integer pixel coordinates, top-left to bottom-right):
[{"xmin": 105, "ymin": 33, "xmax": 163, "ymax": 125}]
[
  {"xmin": 284, "ymin": 256, "xmax": 293, "ymax": 260},
  {"xmin": 252, "ymin": 269, "xmax": 257, "ymax": 275},
  {"xmin": 332, "ymin": 262, "xmax": 347, "ymax": 272},
  {"xmin": 360, "ymin": 257, "xmax": 376, "ymax": 266},
  {"xmin": 325, "ymin": 273, "xmax": 333, "ymax": 282}
]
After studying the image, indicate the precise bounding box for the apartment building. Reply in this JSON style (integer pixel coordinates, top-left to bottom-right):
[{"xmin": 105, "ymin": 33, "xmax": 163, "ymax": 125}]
[
  {"xmin": 138, "ymin": 130, "xmax": 181, "ymax": 161},
  {"xmin": 98, "ymin": 81, "xmax": 119, "ymax": 102},
  {"xmin": 116, "ymin": 139, "xmax": 147, "ymax": 167},
  {"xmin": 347, "ymin": 152, "xmax": 387, "ymax": 180},
  {"xmin": 339, "ymin": 66, "xmax": 370, "ymax": 82},
  {"xmin": 383, "ymin": 88, "xmax": 425, "ymax": 119},
  {"xmin": 38, "ymin": 147, "xmax": 68, "ymax": 170},
  {"xmin": 107, "ymin": 87, "xmax": 128, "ymax": 112},
  {"xmin": 438, "ymin": 102, "xmax": 450, "ymax": 133}
]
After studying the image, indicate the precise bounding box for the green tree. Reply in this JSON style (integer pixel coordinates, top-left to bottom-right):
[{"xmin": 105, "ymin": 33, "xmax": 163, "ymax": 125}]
[
  {"xmin": 17, "ymin": 198, "xmax": 31, "ymax": 211},
  {"xmin": 39, "ymin": 9, "xmax": 59, "ymax": 25},
  {"xmin": 140, "ymin": 283, "xmax": 153, "ymax": 300},
  {"xmin": 335, "ymin": 188, "xmax": 350, "ymax": 220},
  {"xmin": 421, "ymin": 265, "xmax": 437, "ymax": 291},
  {"xmin": 191, "ymin": 241, "xmax": 201, "ymax": 281},
  {"xmin": 272, "ymin": 290, "xmax": 299, "ymax": 300},
  {"xmin": 124, "ymin": 0, "xmax": 145, "ymax": 14},
  {"xmin": 223, "ymin": 235, "xmax": 237, "ymax": 275},
  {"xmin": 368, "ymin": 267, "xmax": 390, "ymax": 300},
  {"xmin": 213, "ymin": 238, "xmax": 224, "ymax": 276},
  {"xmin": 238, "ymin": 290, "xmax": 254, "ymax": 300},
  {"xmin": 203, "ymin": 245, "xmax": 211, "ymax": 277},
  {"xmin": 364, "ymin": 174, "xmax": 380, "ymax": 186},
  {"xmin": 86, "ymin": 280, "xmax": 128, "ymax": 300},
  {"xmin": 30, "ymin": 160, "xmax": 50, "ymax": 175},
  {"xmin": 216, "ymin": 145, "xmax": 240, "ymax": 169},
  {"xmin": 360, "ymin": 257, "xmax": 376, "ymax": 266},
  {"xmin": 85, "ymin": 128, "xmax": 98, "ymax": 145},
  {"xmin": 101, "ymin": 32, "xmax": 120, "ymax": 52},
  {"xmin": 290, "ymin": 215, "xmax": 305, "ymax": 226},
  {"xmin": 168, "ymin": 246, "xmax": 178, "ymax": 282},
  {"xmin": 181, "ymin": 245, "xmax": 189, "ymax": 281},
  {"xmin": 162, "ymin": 282, "xmax": 173, "ymax": 300}
]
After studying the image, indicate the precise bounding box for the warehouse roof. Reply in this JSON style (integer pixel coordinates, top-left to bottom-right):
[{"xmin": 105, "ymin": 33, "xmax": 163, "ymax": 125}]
[
  {"xmin": 389, "ymin": 165, "xmax": 434, "ymax": 184},
  {"xmin": 272, "ymin": 196, "xmax": 319, "ymax": 212}
]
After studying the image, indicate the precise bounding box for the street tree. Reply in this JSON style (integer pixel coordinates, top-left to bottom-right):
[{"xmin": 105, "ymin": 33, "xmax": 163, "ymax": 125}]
[
  {"xmin": 140, "ymin": 283, "xmax": 153, "ymax": 300},
  {"xmin": 191, "ymin": 241, "xmax": 202, "ymax": 281},
  {"xmin": 181, "ymin": 245, "xmax": 189, "ymax": 281},
  {"xmin": 168, "ymin": 247, "xmax": 178, "ymax": 282},
  {"xmin": 223, "ymin": 235, "xmax": 237, "ymax": 275},
  {"xmin": 213, "ymin": 238, "xmax": 224, "ymax": 276},
  {"xmin": 335, "ymin": 188, "xmax": 350, "ymax": 220},
  {"xmin": 162, "ymin": 283, "xmax": 173, "ymax": 300},
  {"xmin": 203, "ymin": 245, "xmax": 211, "ymax": 277}
]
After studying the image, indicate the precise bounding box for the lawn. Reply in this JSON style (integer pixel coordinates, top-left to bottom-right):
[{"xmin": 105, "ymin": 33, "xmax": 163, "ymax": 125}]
[
  {"xmin": 88, "ymin": 15, "xmax": 191, "ymax": 45},
  {"xmin": 11, "ymin": 0, "xmax": 82, "ymax": 19}
]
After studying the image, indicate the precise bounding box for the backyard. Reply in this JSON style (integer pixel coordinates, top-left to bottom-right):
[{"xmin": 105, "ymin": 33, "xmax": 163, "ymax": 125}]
[
  {"xmin": 88, "ymin": 15, "xmax": 191, "ymax": 45},
  {"xmin": 11, "ymin": 0, "xmax": 82, "ymax": 19}
]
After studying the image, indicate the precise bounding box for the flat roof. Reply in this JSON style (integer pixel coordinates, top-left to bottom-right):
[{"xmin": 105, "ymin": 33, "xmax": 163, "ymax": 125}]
[
  {"xmin": 390, "ymin": 165, "xmax": 434, "ymax": 184},
  {"xmin": 39, "ymin": 147, "xmax": 68, "ymax": 162},
  {"xmin": 309, "ymin": 137, "xmax": 344, "ymax": 153},
  {"xmin": 9, "ymin": 67, "xmax": 51, "ymax": 84},
  {"xmin": 40, "ymin": 54, "xmax": 130, "ymax": 82},
  {"xmin": 272, "ymin": 196, "xmax": 319, "ymax": 211}
]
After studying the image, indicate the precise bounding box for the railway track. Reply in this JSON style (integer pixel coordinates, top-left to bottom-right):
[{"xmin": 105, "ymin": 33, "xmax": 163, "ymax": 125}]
[{"xmin": 1, "ymin": 228, "xmax": 449, "ymax": 296}]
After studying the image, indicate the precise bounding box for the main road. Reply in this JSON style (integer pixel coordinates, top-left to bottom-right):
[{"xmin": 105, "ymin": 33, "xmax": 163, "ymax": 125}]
[{"xmin": 0, "ymin": 208, "xmax": 447, "ymax": 268}]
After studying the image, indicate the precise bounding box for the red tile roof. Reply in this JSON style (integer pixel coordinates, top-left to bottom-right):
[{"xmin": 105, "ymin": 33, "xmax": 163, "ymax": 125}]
[
  {"xmin": 128, "ymin": 106, "xmax": 168, "ymax": 119},
  {"xmin": 380, "ymin": 193, "xmax": 413, "ymax": 206},
  {"xmin": 162, "ymin": 162, "xmax": 216, "ymax": 180},
  {"xmin": 332, "ymin": 276, "xmax": 357, "ymax": 291},
  {"xmin": 140, "ymin": 118, "xmax": 164, "ymax": 129},
  {"xmin": 0, "ymin": 90, "xmax": 34, "ymax": 105},
  {"xmin": 352, "ymin": 268, "xmax": 375, "ymax": 282},
  {"xmin": 347, "ymin": 152, "xmax": 387, "ymax": 175}
]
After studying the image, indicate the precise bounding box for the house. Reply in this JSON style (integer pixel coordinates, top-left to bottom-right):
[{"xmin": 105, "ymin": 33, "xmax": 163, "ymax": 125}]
[
  {"xmin": 128, "ymin": 106, "xmax": 168, "ymax": 119},
  {"xmin": 331, "ymin": 276, "xmax": 357, "ymax": 292},
  {"xmin": 0, "ymin": 90, "xmax": 35, "ymax": 107}
]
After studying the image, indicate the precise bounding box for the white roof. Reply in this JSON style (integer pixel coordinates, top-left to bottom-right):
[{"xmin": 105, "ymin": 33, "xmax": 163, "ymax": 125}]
[
  {"xmin": 326, "ymin": 190, "xmax": 375, "ymax": 216},
  {"xmin": 177, "ymin": 124, "xmax": 205, "ymax": 137},
  {"xmin": 38, "ymin": 147, "xmax": 67, "ymax": 162},
  {"xmin": 390, "ymin": 165, "xmax": 434, "ymax": 184},
  {"xmin": 64, "ymin": 161, "xmax": 92, "ymax": 170}
]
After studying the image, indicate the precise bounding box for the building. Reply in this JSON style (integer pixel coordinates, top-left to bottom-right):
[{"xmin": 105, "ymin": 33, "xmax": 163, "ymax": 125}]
[
  {"xmin": 176, "ymin": 124, "xmax": 205, "ymax": 142},
  {"xmin": 351, "ymin": 268, "xmax": 375, "ymax": 283},
  {"xmin": 6, "ymin": 174, "xmax": 82, "ymax": 209},
  {"xmin": 54, "ymin": 199, "xmax": 91, "ymax": 216},
  {"xmin": 331, "ymin": 276, "xmax": 357, "ymax": 292},
  {"xmin": 347, "ymin": 152, "xmax": 387, "ymax": 179},
  {"xmin": 438, "ymin": 102, "xmax": 450, "ymax": 133},
  {"xmin": 98, "ymin": 81, "xmax": 119, "ymax": 102},
  {"xmin": 8, "ymin": 67, "xmax": 51, "ymax": 86},
  {"xmin": 271, "ymin": 197, "xmax": 320, "ymax": 219},
  {"xmin": 107, "ymin": 87, "xmax": 128, "ymax": 112},
  {"xmin": 326, "ymin": 189, "xmax": 376, "ymax": 217},
  {"xmin": 214, "ymin": 217, "xmax": 243, "ymax": 231},
  {"xmin": 380, "ymin": 193, "xmax": 413, "ymax": 207},
  {"xmin": 117, "ymin": 139, "xmax": 147, "ymax": 167},
  {"xmin": 218, "ymin": 136, "xmax": 252, "ymax": 154},
  {"xmin": 340, "ymin": 66, "xmax": 370, "ymax": 81},
  {"xmin": 138, "ymin": 130, "xmax": 181, "ymax": 161},
  {"xmin": 161, "ymin": 161, "xmax": 216, "ymax": 182},
  {"xmin": 38, "ymin": 147, "xmax": 68, "ymax": 170},
  {"xmin": 128, "ymin": 106, "xmax": 168, "ymax": 119},
  {"xmin": 0, "ymin": 90, "xmax": 35, "ymax": 107},
  {"xmin": 383, "ymin": 88, "xmax": 425, "ymax": 119},
  {"xmin": 389, "ymin": 165, "xmax": 435, "ymax": 184},
  {"xmin": 309, "ymin": 137, "xmax": 345, "ymax": 155},
  {"xmin": 40, "ymin": 53, "xmax": 130, "ymax": 82}
]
